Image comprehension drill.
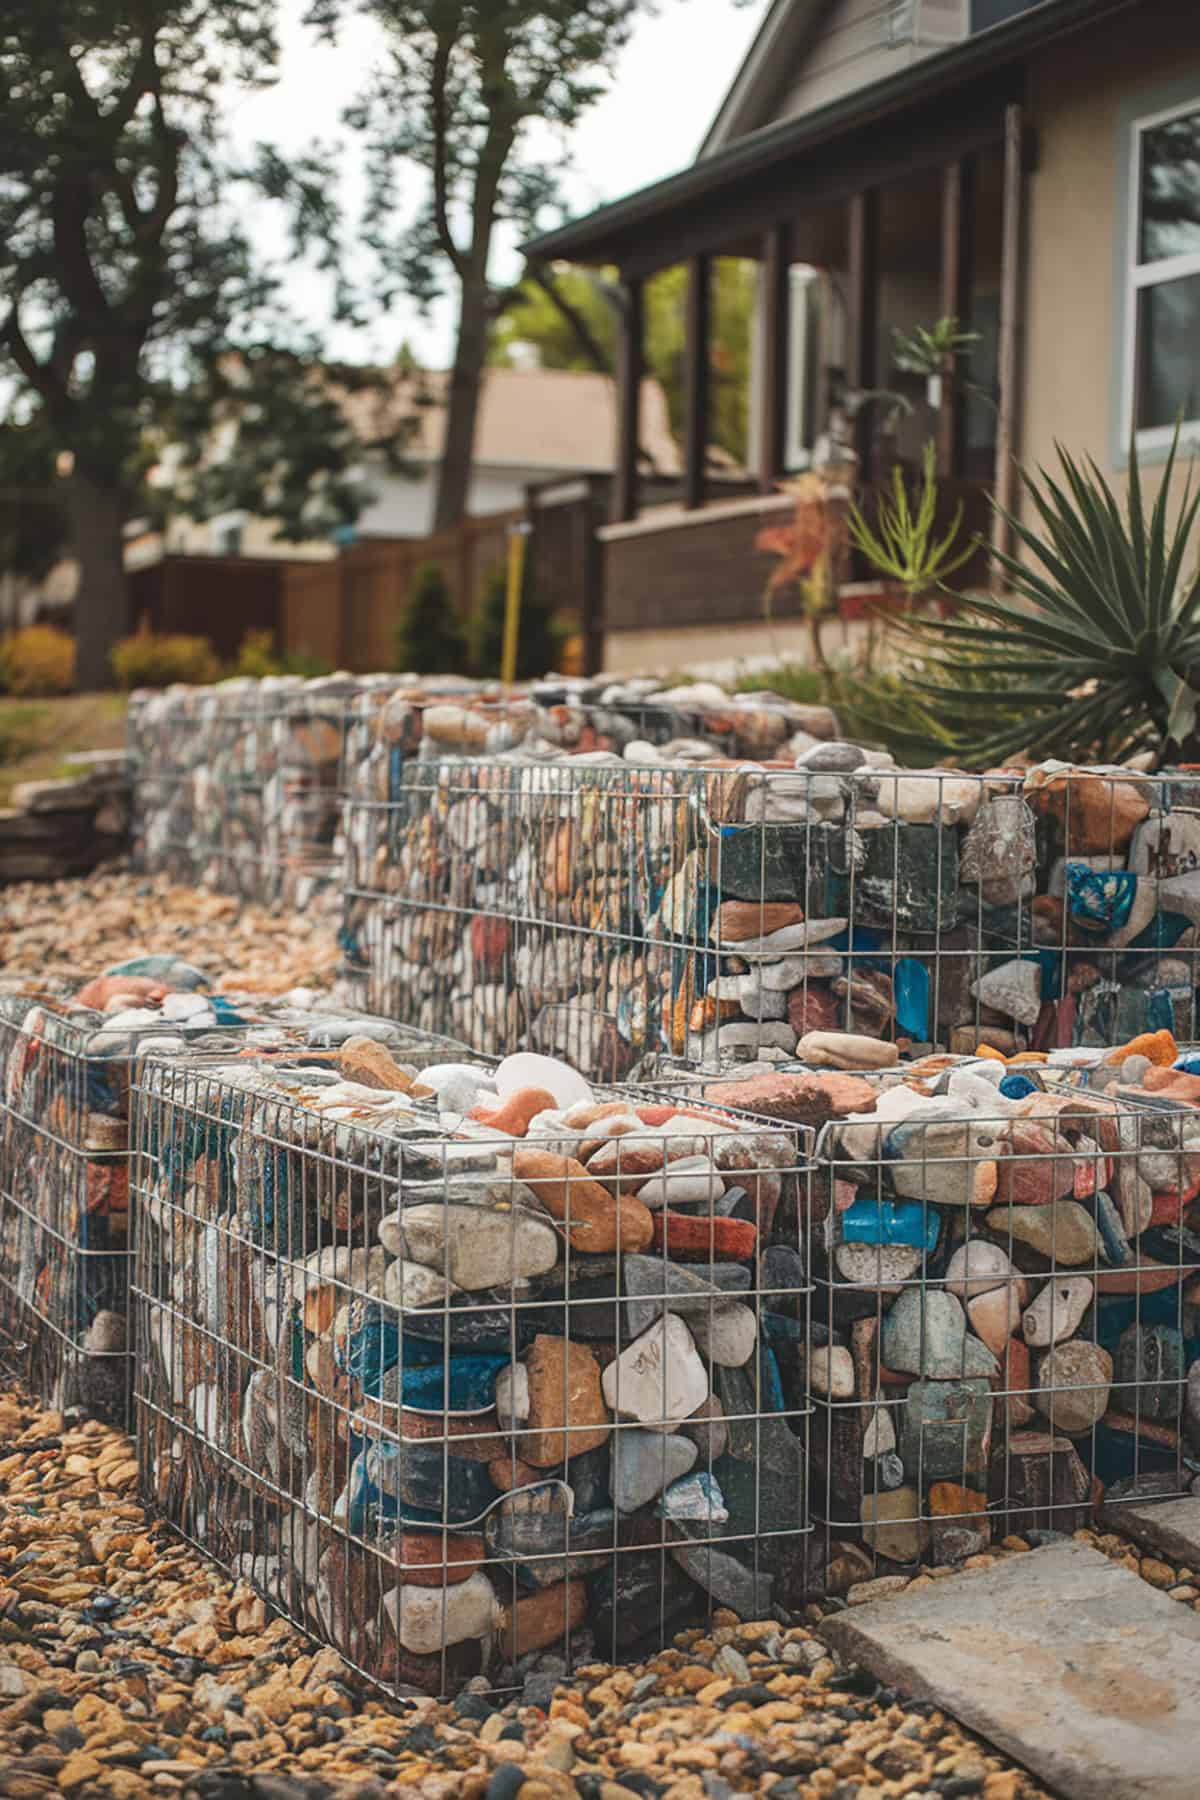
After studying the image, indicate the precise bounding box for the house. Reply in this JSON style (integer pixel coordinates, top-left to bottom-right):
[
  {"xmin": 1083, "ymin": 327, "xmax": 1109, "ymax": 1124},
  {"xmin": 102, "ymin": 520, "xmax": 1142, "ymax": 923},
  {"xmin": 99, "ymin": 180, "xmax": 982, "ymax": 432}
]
[
  {"xmin": 525, "ymin": 0, "xmax": 1200, "ymax": 674},
  {"xmin": 163, "ymin": 365, "xmax": 682, "ymax": 554}
]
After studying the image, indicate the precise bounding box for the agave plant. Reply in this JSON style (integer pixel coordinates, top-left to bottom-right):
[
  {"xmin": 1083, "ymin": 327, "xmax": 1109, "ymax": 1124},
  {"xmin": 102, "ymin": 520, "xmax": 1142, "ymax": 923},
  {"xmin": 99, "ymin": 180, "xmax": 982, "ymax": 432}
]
[
  {"xmin": 847, "ymin": 442, "xmax": 975, "ymax": 600},
  {"xmin": 891, "ymin": 430, "xmax": 1200, "ymax": 766}
]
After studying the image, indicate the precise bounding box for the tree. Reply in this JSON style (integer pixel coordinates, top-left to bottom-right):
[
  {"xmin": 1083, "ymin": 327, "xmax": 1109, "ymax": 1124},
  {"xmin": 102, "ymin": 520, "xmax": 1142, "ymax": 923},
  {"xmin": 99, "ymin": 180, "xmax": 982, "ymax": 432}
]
[
  {"xmin": 327, "ymin": 0, "xmax": 656, "ymax": 532},
  {"xmin": 489, "ymin": 260, "xmax": 757, "ymax": 464},
  {"xmin": 395, "ymin": 560, "xmax": 467, "ymax": 671},
  {"xmin": 0, "ymin": 2, "xmax": 357, "ymax": 687},
  {"xmin": 0, "ymin": 423, "xmax": 70, "ymax": 616}
]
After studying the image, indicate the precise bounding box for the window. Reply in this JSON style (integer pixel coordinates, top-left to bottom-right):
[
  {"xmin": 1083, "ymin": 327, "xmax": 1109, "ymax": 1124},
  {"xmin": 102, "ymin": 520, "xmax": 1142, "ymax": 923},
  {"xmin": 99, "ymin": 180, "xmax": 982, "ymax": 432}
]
[{"xmin": 1125, "ymin": 98, "xmax": 1200, "ymax": 450}]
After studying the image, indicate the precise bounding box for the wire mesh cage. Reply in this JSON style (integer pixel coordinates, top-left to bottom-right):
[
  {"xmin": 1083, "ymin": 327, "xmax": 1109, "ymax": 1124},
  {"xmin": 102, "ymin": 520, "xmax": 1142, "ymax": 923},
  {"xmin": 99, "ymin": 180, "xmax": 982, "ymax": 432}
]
[
  {"xmin": 131, "ymin": 1044, "xmax": 813, "ymax": 1697},
  {"xmin": 0, "ymin": 984, "xmax": 463, "ymax": 1430},
  {"xmin": 342, "ymin": 759, "xmax": 1200, "ymax": 1082},
  {"xmin": 803, "ymin": 1051, "xmax": 1200, "ymax": 1590}
]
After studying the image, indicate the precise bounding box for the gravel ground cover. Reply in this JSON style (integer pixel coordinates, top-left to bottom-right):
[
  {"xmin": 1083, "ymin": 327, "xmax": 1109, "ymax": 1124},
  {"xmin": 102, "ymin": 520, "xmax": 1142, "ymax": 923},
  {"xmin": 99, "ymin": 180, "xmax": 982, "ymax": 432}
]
[
  {"xmin": 0, "ymin": 1387, "xmax": 1058, "ymax": 1800},
  {"xmin": 0, "ymin": 868, "xmax": 341, "ymax": 996}
]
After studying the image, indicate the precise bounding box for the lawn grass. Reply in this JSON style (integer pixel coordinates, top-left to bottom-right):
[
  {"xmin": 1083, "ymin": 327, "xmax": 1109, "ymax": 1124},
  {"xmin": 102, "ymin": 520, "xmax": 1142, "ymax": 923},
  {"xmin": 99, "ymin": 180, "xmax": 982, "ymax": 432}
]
[{"xmin": 0, "ymin": 693, "xmax": 128, "ymax": 806}]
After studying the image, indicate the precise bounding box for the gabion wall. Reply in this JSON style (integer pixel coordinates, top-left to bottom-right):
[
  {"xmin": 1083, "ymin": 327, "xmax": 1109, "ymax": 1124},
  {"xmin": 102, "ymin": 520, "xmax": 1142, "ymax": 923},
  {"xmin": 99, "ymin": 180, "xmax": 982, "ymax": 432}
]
[
  {"xmin": 0, "ymin": 973, "xmax": 469, "ymax": 1427},
  {"xmin": 131, "ymin": 1043, "xmax": 810, "ymax": 1696},
  {"xmin": 343, "ymin": 759, "xmax": 1200, "ymax": 1079}
]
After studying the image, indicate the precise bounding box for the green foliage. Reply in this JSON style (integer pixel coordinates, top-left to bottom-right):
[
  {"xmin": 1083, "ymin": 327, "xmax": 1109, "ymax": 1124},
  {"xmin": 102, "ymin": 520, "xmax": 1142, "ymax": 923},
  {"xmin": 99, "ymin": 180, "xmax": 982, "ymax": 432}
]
[
  {"xmin": 831, "ymin": 657, "xmax": 1027, "ymax": 768},
  {"xmin": 0, "ymin": 628, "xmax": 76, "ymax": 697},
  {"xmin": 0, "ymin": 423, "xmax": 69, "ymax": 585},
  {"xmin": 232, "ymin": 630, "xmax": 333, "ymax": 679},
  {"xmin": 471, "ymin": 561, "xmax": 566, "ymax": 681},
  {"xmin": 896, "ymin": 430, "xmax": 1200, "ymax": 765},
  {"xmin": 847, "ymin": 444, "xmax": 975, "ymax": 600},
  {"xmin": 734, "ymin": 664, "xmax": 825, "ymax": 705},
  {"xmin": 892, "ymin": 316, "xmax": 981, "ymax": 379},
  {"xmin": 110, "ymin": 634, "xmax": 223, "ymax": 690},
  {"xmin": 394, "ymin": 563, "xmax": 467, "ymax": 675},
  {"xmin": 491, "ymin": 260, "xmax": 757, "ymax": 463}
]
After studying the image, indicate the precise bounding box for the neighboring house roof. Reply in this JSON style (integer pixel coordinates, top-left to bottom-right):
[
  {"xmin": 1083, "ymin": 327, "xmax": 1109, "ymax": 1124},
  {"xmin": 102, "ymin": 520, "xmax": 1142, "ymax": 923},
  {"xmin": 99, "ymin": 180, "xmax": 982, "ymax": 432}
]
[
  {"xmin": 524, "ymin": 0, "xmax": 1135, "ymax": 266},
  {"xmin": 342, "ymin": 366, "xmax": 682, "ymax": 476}
]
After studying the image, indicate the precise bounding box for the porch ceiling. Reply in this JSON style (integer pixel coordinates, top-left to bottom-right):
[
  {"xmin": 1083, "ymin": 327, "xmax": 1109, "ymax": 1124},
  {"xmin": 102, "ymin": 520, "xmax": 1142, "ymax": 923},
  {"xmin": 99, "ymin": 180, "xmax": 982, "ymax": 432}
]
[{"xmin": 523, "ymin": 0, "xmax": 1135, "ymax": 277}]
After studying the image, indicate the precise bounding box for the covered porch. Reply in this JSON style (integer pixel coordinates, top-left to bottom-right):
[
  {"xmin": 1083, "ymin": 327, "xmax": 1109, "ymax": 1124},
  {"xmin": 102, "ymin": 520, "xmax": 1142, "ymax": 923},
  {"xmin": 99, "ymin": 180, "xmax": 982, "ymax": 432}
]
[{"xmin": 526, "ymin": 34, "xmax": 1038, "ymax": 669}]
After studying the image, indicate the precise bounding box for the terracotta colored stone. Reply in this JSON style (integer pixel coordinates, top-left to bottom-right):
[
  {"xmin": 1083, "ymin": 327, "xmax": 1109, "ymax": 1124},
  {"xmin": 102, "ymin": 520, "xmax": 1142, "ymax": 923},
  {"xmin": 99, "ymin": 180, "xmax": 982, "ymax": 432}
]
[
  {"xmin": 500, "ymin": 1579, "xmax": 588, "ymax": 1659},
  {"xmin": 1024, "ymin": 767, "xmax": 1151, "ymax": 853},
  {"xmin": 710, "ymin": 900, "xmax": 805, "ymax": 942},
  {"xmin": 788, "ymin": 985, "xmax": 843, "ymax": 1038},
  {"xmin": 650, "ymin": 1211, "xmax": 757, "ymax": 1261},
  {"xmin": 469, "ymin": 1085, "xmax": 559, "ymax": 1136},
  {"xmin": 469, "ymin": 912, "xmax": 510, "ymax": 978},
  {"xmin": 519, "ymin": 1335, "xmax": 610, "ymax": 1467},
  {"xmin": 1142, "ymin": 1069, "xmax": 1200, "ymax": 1104},
  {"xmin": 928, "ymin": 1481, "xmax": 987, "ymax": 1517},
  {"xmin": 76, "ymin": 973, "xmax": 170, "ymax": 1009},
  {"xmin": 702, "ymin": 1070, "xmax": 876, "ymax": 1128},
  {"xmin": 395, "ymin": 1409, "xmax": 508, "ymax": 1463},
  {"xmin": 966, "ymin": 1284, "xmax": 1023, "ymax": 1357},
  {"xmin": 395, "ymin": 1533, "xmax": 487, "ymax": 1587},
  {"xmin": 487, "ymin": 1453, "xmax": 539, "ymax": 1492},
  {"xmin": 512, "ymin": 1147, "xmax": 654, "ymax": 1254},
  {"xmin": 336, "ymin": 1035, "xmax": 420, "ymax": 1093},
  {"xmin": 995, "ymin": 1123, "xmax": 1076, "ymax": 1207}
]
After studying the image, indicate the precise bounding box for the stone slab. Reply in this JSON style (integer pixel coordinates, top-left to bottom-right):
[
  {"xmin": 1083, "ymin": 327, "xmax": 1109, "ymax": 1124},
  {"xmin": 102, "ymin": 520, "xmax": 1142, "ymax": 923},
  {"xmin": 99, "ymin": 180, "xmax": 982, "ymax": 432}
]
[
  {"xmin": 819, "ymin": 1541, "xmax": 1200, "ymax": 1800},
  {"xmin": 1101, "ymin": 1496, "xmax": 1200, "ymax": 1567}
]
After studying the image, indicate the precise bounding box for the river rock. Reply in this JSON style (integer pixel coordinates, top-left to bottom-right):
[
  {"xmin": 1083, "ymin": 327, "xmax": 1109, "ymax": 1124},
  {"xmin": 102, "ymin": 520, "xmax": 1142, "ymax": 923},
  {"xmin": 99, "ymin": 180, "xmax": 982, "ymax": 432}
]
[
  {"xmin": 985, "ymin": 1201, "xmax": 1099, "ymax": 1266},
  {"xmin": 1021, "ymin": 1276, "xmax": 1094, "ymax": 1347},
  {"xmin": 383, "ymin": 1203, "xmax": 560, "ymax": 1289},
  {"xmin": 610, "ymin": 1428, "xmax": 698, "ymax": 1511},
  {"xmin": 1036, "ymin": 1340, "xmax": 1112, "ymax": 1433},
  {"xmin": 881, "ymin": 1288, "xmax": 998, "ymax": 1380},
  {"xmin": 796, "ymin": 1031, "xmax": 899, "ymax": 1070},
  {"xmin": 601, "ymin": 1314, "xmax": 708, "ymax": 1429}
]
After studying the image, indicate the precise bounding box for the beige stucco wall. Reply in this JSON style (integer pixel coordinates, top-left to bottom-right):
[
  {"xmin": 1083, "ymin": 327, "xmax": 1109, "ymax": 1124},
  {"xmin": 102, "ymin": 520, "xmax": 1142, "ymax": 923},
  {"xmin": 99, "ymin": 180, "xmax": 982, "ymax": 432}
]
[{"xmin": 1022, "ymin": 5, "xmax": 1200, "ymax": 503}]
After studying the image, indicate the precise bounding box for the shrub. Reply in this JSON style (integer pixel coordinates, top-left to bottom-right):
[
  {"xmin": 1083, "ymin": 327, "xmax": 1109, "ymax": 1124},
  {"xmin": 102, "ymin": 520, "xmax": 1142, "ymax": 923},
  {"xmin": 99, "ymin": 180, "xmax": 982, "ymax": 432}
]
[
  {"xmin": 232, "ymin": 630, "xmax": 334, "ymax": 679},
  {"xmin": 394, "ymin": 562, "xmax": 467, "ymax": 674},
  {"xmin": 471, "ymin": 559, "xmax": 566, "ymax": 681},
  {"xmin": 0, "ymin": 626, "xmax": 76, "ymax": 695},
  {"xmin": 734, "ymin": 663, "xmax": 825, "ymax": 705},
  {"xmin": 110, "ymin": 632, "xmax": 222, "ymax": 689}
]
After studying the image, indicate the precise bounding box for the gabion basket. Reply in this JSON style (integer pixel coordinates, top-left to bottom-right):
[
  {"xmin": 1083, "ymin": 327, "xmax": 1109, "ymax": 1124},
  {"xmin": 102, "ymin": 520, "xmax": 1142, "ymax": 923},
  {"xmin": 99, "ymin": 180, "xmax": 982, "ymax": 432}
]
[
  {"xmin": 131, "ymin": 1042, "xmax": 812, "ymax": 1697},
  {"xmin": 342, "ymin": 759, "xmax": 1200, "ymax": 1081}
]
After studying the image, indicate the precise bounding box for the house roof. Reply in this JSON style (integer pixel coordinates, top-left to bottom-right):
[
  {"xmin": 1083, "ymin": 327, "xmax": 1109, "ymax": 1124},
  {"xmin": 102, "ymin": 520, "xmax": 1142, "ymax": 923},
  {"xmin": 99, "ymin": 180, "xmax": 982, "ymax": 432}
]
[
  {"xmin": 524, "ymin": 0, "xmax": 1136, "ymax": 268},
  {"xmin": 698, "ymin": 0, "xmax": 824, "ymax": 159},
  {"xmin": 343, "ymin": 366, "xmax": 682, "ymax": 476}
]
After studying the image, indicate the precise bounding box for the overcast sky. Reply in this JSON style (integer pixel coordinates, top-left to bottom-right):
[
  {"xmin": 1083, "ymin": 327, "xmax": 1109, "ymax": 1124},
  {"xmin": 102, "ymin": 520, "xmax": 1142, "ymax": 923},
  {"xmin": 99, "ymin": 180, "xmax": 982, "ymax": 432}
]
[{"xmin": 233, "ymin": 0, "xmax": 769, "ymax": 366}]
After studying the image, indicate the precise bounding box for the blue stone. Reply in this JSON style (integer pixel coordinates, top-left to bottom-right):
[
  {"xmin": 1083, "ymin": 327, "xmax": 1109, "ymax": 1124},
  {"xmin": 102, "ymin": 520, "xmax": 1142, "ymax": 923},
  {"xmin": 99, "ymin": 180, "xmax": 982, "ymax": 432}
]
[
  {"xmin": 842, "ymin": 1196, "xmax": 938, "ymax": 1251},
  {"xmin": 399, "ymin": 1354, "xmax": 509, "ymax": 1414},
  {"xmin": 102, "ymin": 954, "xmax": 209, "ymax": 989},
  {"xmin": 895, "ymin": 958, "xmax": 930, "ymax": 1040},
  {"xmin": 1095, "ymin": 1191, "xmax": 1133, "ymax": 1267},
  {"xmin": 999, "ymin": 1073, "xmax": 1038, "ymax": 1101},
  {"xmin": 1066, "ymin": 864, "xmax": 1137, "ymax": 933}
]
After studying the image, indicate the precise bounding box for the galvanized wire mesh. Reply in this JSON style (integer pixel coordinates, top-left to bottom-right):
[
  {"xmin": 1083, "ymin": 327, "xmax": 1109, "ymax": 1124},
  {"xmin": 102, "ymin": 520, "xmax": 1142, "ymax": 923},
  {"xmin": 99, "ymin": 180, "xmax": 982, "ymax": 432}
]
[
  {"xmin": 0, "ymin": 989, "xmax": 469, "ymax": 1429},
  {"xmin": 342, "ymin": 760, "xmax": 1200, "ymax": 1080},
  {"xmin": 131, "ymin": 1045, "xmax": 812, "ymax": 1696},
  {"xmin": 804, "ymin": 1055, "xmax": 1200, "ymax": 1589}
]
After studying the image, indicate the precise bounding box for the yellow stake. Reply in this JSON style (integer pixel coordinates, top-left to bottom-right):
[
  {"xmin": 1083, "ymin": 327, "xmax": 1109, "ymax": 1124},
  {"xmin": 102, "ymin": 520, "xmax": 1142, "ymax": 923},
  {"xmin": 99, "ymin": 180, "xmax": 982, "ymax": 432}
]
[{"xmin": 501, "ymin": 522, "xmax": 530, "ymax": 688}]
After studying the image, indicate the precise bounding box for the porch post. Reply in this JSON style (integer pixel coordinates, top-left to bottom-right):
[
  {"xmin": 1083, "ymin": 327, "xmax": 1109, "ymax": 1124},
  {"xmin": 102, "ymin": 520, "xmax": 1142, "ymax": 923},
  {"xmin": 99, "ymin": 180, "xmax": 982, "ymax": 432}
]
[
  {"xmin": 684, "ymin": 254, "xmax": 711, "ymax": 510},
  {"xmin": 938, "ymin": 154, "xmax": 976, "ymax": 479},
  {"xmin": 847, "ymin": 188, "xmax": 880, "ymax": 475},
  {"xmin": 993, "ymin": 103, "xmax": 1025, "ymax": 561},
  {"xmin": 612, "ymin": 275, "xmax": 644, "ymax": 524},
  {"xmin": 758, "ymin": 222, "xmax": 791, "ymax": 494}
]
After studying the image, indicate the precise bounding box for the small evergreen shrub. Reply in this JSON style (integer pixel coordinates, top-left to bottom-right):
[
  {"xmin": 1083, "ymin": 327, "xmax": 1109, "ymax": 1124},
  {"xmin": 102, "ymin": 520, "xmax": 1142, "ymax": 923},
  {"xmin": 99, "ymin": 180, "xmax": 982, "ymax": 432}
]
[
  {"xmin": 394, "ymin": 562, "xmax": 467, "ymax": 674},
  {"xmin": 110, "ymin": 632, "xmax": 222, "ymax": 689}
]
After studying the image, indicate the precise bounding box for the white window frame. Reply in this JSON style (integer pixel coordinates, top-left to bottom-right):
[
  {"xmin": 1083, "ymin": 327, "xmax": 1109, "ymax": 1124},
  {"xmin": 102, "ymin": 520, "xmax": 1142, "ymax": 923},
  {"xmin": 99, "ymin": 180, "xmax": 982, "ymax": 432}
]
[
  {"xmin": 1122, "ymin": 94, "xmax": 1200, "ymax": 456},
  {"xmin": 784, "ymin": 264, "xmax": 820, "ymax": 471}
]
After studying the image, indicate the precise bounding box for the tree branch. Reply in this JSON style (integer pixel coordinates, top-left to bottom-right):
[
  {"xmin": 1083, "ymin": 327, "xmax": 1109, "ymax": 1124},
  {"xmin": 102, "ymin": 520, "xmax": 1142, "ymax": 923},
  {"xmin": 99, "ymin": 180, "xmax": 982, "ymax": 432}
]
[
  {"xmin": 1, "ymin": 309, "xmax": 70, "ymax": 420},
  {"xmin": 526, "ymin": 265, "xmax": 612, "ymax": 374}
]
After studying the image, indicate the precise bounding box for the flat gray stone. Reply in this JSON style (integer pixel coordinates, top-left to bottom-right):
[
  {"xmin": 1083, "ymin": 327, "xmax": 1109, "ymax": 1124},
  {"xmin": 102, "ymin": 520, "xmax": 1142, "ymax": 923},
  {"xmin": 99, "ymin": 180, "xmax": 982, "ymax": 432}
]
[
  {"xmin": 819, "ymin": 1540, "xmax": 1200, "ymax": 1800},
  {"xmin": 1101, "ymin": 1496, "xmax": 1200, "ymax": 1566}
]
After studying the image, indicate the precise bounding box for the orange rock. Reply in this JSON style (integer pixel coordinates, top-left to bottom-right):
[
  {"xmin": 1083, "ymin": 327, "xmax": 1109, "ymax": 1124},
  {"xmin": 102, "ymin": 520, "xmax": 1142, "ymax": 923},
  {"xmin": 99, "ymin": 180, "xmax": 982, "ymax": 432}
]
[
  {"xmin": 999, "ymin": 1337, "xmax": 1035, "ymax": 1428},
  {"xmin": 1104, "ymin": 1029, "xmax": 1177, "ymax": 1068},
  {"xmin": 488, "ymin": 1453, "xmax": 539, "ymax": 1492},
  {"xmin": 710, "ymin": 900, "xmax": 805, "ymax": 942},
  {"xmin": 512, "ymin": 1148, "xmax": 654, "ymax": 1254},
  {"xmin": 75, "ymin": 974, "xmax": 170, "ymax": 1010},
  {"xmin": 337, "ymin": 1036, "xmax": 420, "ymax": 1092},
  {"xmin": 1141, "ymin": 1068, "xmax": 1200, "ymax": 1106},
  {"xmin": 469, "ymin": 1085, "xmax": 559, "ymax": 1136},
  {"xmin": 518, "ymin": 1334, "xmax": 610, "ymax": 1467},
  {"xmin": 395, "ymin": 1533, "xmax": 486, "ymax": 1587},
  {"xmin": 928, "ymin": 1482, "xmax": 987, "ymax": 1517},
  {"xmin": 973, "ymin": 1044, "xmax": 1008, "ymax": 1063},
  {"xmin": 501, "ymin": 1580, "xmax": 588, "ymax": 1659}
]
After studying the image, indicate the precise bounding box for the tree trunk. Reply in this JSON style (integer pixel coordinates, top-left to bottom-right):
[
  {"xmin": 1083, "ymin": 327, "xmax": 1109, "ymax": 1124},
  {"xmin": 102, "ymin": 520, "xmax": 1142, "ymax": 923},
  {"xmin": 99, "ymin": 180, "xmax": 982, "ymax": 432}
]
[
  {"xmin": 65, "ymin": 472, "xmax": 129, "ymax": 691},
  {"xmin": 434, "ymin": 268, "xmax": 492, "ymax": 532}
]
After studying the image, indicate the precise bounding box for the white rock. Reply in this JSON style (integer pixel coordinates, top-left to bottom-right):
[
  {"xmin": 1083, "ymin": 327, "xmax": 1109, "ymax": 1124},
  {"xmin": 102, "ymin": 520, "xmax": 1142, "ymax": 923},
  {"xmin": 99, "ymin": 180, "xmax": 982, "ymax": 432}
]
[
  {"xmin": 384, "ymin": 1203, "xmax": 559, "ymax": 1290},
  {"xmin": 610, "ymin": 1429, "xmax": 698, "ymax": 1512},
  {"xmin": 970, "ymin": 958, "xmax": 1042, "ymax": 1027},
  {"xmin": 161, "ymin": 991, "xmax": 212, "ymax": 1021},
  {"xmin": 494, "ymin": 1362, "xmax": 529, "ymax": 1429},
  {"xmin": 494, "ymin": 1052, "xmax": 593, "ymax": 1110},
  {"xmin": 731, "ymin": 919, "xmax": 848, "ymax": 956},
  {"xmin": 834, "ymin": 1242, "xmax": 923, "ymax": 1287},
  {"xmin": 382, "ymin": 1259, "xmax": 459, "ymax": 1310},
  {"xmin": 862, "ymin": 1405, "xmax": 897, "ymax": 1459},
  {"xmin": 1022, "ymin": 1277, "xmax": 1094, "ymax": 1348},
  {"xmin": 633, "ymin": 1155, "xmax": 723, "ymax": 1209},
  {"xmin": 384, "ymin": 1571, "xmax": 499, "ymax": 1653},
  {"xmin": 810, "ymin": 1345, "xmax": 855, "ymax": 1397},
  {"xmin": 944, "ymin": 1241, "xmax": 1022, "ymax": 1299},
  {"xmin": 797, "ymin": 1030, "xmax": 899, "ymax": 1070},
  {"xmin": 872, "ymin": 772, "xmax": 981, "ymax": 826},
  {"xmin": 602, "ymin": 1315, "xmax": 708, "ymax": 1431}
]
